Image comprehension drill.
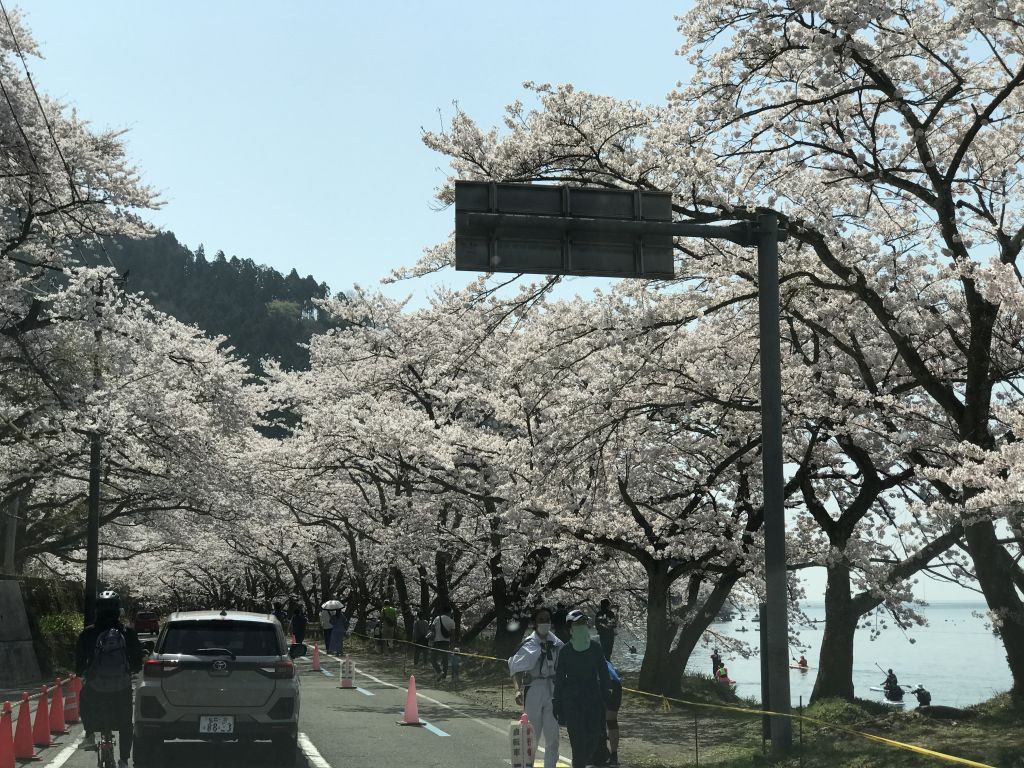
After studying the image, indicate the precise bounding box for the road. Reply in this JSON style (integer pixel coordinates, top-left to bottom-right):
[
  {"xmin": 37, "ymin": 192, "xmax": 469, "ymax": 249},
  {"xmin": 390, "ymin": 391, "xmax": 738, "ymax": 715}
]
[{"xmin": 20, "ymin": 653, "xmax": 570, "ymax": 768}]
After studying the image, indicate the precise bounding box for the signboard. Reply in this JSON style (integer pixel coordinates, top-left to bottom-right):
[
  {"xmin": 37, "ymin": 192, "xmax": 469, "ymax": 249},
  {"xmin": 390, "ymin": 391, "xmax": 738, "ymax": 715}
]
[{"xmin": 454, "ymin": 181, "xmax": 675, "ymax": 279}]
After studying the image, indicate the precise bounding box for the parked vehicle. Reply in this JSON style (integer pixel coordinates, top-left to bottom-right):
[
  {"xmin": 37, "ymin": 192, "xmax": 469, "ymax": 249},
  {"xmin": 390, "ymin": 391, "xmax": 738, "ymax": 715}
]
[
  {"xmin": 134, "ymin": 610, "xmax": 160, "ymax": 635},
  {"xmin": 133, "ymin": 609, "xmax": 306, "ymax": 765}
]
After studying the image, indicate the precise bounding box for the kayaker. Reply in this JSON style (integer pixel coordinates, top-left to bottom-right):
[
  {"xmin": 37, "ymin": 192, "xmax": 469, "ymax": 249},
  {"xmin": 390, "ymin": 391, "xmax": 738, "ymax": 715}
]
[{"xmin": 797, "ymin": 654, "xmax": 808, "ymax": 668}]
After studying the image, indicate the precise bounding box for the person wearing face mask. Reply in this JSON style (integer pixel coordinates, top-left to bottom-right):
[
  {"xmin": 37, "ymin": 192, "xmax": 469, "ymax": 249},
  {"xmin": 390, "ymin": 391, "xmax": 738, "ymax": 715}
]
[
  {"xmin": 553, "ymin": 609, "xmax": 611, "ymax": 768},
  {"xmin": 508, "ymin": 607, "xmax": 564, "ymax": 768}
]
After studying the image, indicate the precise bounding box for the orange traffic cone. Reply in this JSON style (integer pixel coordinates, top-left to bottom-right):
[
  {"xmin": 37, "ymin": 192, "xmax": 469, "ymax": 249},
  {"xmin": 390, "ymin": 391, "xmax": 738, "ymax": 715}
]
[
  {"xmin": 1, "ymin": 702, "xmax": 16, "ymax": 768},
  {"xmin": 31, "ymin": 687, "xmax": 51, "ymax": 748},
  {"xmin": 14, "ymin": 694, "xmax": 37, "ymax": 759},
  {"xmin": 311, "ymin": 643, "xmax": 321, "ymax": 672},
  {"xmin": 396, "ymin": 675, "xmax": 422, "ymax": 726},
  {"xmin": 64, "ymin": 677, "xmax": 80, "ymax": 724},
  {"xmin": 49, "ymin": 680, "xmax": 67, "ymax": 734}
]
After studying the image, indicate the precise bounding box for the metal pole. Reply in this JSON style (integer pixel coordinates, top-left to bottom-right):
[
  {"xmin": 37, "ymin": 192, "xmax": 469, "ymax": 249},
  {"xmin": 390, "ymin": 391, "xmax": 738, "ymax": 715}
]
[
  {"xmin": 2, "ymin": 491, "xmax": 20, "ymax": 574},
  {"xmin": 757, "ymin": 212, "xmax": 792, "ymax": 752},
  {"xmin": 85, "ymin": 432, "xmax": 101, "ymax": 626},
  {"xmin": 84, "ymin": 277, "xmax": 104, "ymax": 627},
  {"xmin": 694, "ymin": 709, "xmax": 699, "ymax": 766}
]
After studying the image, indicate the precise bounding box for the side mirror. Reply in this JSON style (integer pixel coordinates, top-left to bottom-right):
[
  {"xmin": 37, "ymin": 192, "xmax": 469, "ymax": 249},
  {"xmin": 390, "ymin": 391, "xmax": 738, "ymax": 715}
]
[
  {"xmin": 288, "ymin": 643, "xmax": 307, "ymax": 659},
  {"xmin": 142, "ymin": 640, "xmax": 155, "ymax": 656}
]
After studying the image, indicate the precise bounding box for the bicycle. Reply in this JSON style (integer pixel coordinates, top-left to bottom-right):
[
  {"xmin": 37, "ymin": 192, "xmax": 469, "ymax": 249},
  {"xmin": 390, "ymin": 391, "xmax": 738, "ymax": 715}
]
[{"xmin": 96, "ymin": 730, "xmax": 116, "ymax": 768}]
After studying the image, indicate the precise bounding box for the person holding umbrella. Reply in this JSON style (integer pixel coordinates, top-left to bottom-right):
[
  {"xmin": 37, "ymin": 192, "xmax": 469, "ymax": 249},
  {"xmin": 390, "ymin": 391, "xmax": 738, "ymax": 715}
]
[{"xmin": 321, "ymin": 599, "xmax": 342, "ymax": 651}]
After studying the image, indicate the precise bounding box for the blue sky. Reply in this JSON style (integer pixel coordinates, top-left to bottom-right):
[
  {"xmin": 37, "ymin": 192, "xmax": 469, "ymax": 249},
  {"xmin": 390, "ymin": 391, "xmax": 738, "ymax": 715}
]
[{"xmin": 19, "ymin": 0, "xmax": 688, "ymax": 302}]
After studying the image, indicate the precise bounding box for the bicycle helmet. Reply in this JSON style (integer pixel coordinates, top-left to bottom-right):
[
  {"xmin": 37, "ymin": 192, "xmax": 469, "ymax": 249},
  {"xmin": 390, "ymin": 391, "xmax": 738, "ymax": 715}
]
[
  {"xmin": 95, "ymin": 590, "xmax": 121, "ymax": 622},
  {"xmin": 566, "ymin": 608, "xmax": 589, "ymax": 624}
]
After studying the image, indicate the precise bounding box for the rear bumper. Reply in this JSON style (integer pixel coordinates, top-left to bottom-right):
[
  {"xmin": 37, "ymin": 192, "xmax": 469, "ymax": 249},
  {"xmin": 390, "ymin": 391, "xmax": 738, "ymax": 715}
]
[{"xmin": 134, "ymin": 721, "xmax": 296, "ymax": 741}]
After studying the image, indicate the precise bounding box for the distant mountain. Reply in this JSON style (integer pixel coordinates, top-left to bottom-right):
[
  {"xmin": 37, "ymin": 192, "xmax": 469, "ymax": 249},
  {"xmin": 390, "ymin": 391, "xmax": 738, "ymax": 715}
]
[{"xmin": 91, "ymin": 233, "xmax": 337, "ymax": 372}]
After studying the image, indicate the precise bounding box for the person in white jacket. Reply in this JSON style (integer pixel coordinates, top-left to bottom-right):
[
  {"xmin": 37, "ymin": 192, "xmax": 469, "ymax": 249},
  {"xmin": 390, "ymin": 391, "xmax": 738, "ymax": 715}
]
[{"xmin": 508, "ymin": 607, "xmax": 564, "ymax": 768}]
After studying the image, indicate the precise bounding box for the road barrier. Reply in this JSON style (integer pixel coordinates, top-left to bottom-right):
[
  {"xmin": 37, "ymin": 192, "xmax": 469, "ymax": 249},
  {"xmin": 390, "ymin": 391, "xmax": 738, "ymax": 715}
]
[
  {"xmin": 13, "ymin": 693, "xmax": 36, "ymax": 759},
  {"xmin": 30, "ymin": 686, "xmax": 50, "ymax": 748},
  {"xmin": 49, "ymin": 680, "xmax": 67, "ymax": 735},
  {"xmin": 1, "ymin": 702, "xmax": 15, "ymax": 768}
]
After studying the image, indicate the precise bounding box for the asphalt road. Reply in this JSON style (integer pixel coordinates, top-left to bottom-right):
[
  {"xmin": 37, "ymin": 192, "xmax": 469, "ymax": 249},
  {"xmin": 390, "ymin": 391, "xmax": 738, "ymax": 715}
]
[{"xmin": 21, "ymin": 654, "xmax": 570, "ymax": 768}]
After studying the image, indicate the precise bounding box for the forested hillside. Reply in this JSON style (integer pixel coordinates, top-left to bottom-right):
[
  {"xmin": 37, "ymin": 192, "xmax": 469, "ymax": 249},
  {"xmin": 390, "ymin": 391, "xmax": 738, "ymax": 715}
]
[{"xmin": 93, "ymin": 232, "xmax": 335, "ymax": 372}]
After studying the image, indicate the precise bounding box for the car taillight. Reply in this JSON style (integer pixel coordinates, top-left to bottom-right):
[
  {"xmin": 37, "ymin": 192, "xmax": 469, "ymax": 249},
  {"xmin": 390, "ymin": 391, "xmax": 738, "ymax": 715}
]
[
  {"xmin": 257, "ymin": 661, "xmax": 294, "ymax": 679},
  {"xmin": 143, "ymin": 659, "xmax": 180, "ymax": 678}
]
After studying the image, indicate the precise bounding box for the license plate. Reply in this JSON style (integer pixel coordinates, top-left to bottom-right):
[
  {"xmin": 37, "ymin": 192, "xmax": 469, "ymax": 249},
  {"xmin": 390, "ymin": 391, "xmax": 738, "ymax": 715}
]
[{"xmin": 199, "ymin": 715, "xmax": 234, "ymax": 734}]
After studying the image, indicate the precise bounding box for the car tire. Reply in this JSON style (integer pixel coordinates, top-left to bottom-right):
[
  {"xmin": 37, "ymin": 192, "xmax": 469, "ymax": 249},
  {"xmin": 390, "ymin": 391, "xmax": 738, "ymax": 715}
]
[
  {"xmin": 133, "ymin": 734, "xmax": 160, "ymax": 766},
  {"xmin": 271, "ymin": 734, "xmax": 298, "ymax": 766}
]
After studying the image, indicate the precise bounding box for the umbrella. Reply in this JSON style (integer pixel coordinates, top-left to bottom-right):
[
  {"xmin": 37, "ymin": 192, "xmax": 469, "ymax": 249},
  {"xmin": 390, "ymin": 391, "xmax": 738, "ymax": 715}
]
[{"xmin": 322, "ymin": 600, "xmax": 343, "ymax": 610}]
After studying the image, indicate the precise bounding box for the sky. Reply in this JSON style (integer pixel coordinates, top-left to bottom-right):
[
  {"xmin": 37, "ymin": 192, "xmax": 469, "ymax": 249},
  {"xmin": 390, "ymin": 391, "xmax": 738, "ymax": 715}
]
[
  {"xmin": 14, "ymin": 1, "xmax": 982, "ymax": 604},
  {"xmin": 18, "ymin": 0, "xmax": 688, "ymax": 303}
]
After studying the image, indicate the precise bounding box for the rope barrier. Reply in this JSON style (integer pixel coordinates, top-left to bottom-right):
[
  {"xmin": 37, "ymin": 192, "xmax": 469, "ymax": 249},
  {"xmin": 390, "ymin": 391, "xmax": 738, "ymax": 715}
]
[{"xmin": 344, "ymin": 629, "xmax": 996, "ymax": 767}]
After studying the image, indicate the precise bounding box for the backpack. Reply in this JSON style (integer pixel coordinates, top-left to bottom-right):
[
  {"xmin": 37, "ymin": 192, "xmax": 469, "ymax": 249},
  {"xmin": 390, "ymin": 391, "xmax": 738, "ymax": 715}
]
[{"xmin": 88, "ymin": 627, "xmax": 132, "ymax": 692}]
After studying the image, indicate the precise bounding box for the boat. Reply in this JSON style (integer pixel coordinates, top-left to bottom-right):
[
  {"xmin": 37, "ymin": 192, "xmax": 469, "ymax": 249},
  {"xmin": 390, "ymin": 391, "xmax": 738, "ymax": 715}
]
[{"xmin": 788, "ymin": 664, "xmax": 812, "ymax": 671}]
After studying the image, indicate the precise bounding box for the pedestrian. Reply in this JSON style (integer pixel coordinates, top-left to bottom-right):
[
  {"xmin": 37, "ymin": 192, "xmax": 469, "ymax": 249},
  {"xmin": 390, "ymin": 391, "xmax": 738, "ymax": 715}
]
[
  {"xmin": 595, "ymin": 598, "xmax": 618, "ymax": 661},
  {"xmin": 291, "ymin": 606, "xmax": 308, "ymax": 644},
  {"xmin": 912, "ymin": 685, "xmax": 931, "ymax": 707},
  {"xmin": 711, "ymin": 648, "xmax": 722, "ymax": 678},
  {"xmin": 380, "ymin": 598, "xmax": 398, "ymax": 653},
  {"xmin": 508, "ymin": 607, "xmax": 564, "ymax": 768},
  {"xmin": 430, "ymin": 604, "xmax": 457, "ymax": 682},
  {"xmin": 75, "ymin": 590, "xmax": 144, "ymax": 768},
  {"xmin": 329, "ymin": 609, "xmax": 348, "ymax": 655},
  {"xmin": 319, "ymin": 603, "xmax": 333, "ymax": 650},
  {"xmin": 553, "ymin": 608, "xmax": 611, "ymax": 768},
  {"xmin": 551, "ymin": 602, "xmax": 569, "ymax": 642},
  {"xmin": 412, "ymin": 611, "xmax": 431, "ymax": 665},
  {"xmin": 450, "ymin": 647, "xmax": 462, "ymax": 685},
  {"xmin": 271, "ymin": 602, "xmax": 289, "ymax": 635},
  {"xmin": 605, "ymin": 660, "xmax": 623, "ymax": 767}
]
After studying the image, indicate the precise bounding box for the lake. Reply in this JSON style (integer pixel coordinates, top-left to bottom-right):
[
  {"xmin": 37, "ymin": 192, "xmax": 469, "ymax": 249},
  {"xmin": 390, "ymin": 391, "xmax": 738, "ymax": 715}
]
[{"xmin": 610, "ymin": 602, "xmax": 1009, "ymax": 707}]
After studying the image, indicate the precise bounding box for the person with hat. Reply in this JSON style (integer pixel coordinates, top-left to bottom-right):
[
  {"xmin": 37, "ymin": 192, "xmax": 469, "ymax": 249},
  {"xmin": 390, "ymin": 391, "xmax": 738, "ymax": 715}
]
[
  {"xmin": 508, "ymin": 607, "xmax": 564, "ymax": 768},
  {"xmin": 553, "ymin": 608, "xmax": 611, "ymax": 768}
]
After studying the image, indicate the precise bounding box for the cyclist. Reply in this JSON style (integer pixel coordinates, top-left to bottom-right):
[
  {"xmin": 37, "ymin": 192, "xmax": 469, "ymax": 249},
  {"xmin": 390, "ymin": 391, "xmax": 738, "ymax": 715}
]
[{"xmin": 75, "ymin": 590, "xmax": 144, "ymax": 767}]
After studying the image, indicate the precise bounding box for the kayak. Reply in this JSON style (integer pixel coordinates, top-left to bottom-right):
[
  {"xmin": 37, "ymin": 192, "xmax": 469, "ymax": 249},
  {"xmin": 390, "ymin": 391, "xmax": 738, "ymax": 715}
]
[
  {"xmin": 869, "ymin": 686, "xmax": 907, "ymax": 705},
  {"xmin": 789, "ymin": 664, "xmax": 812, "ymax": 670}
]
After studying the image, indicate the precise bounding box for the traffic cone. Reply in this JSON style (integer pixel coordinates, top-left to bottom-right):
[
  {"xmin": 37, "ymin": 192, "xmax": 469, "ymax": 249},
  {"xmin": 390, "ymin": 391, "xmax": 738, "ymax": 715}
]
[
  {"xmin": 49, "ymin": 680, "xmax": 67, "ymax": 734},
  {"xmin": 14, "ymin": 694, "xmax": 38, "ymax": 759},
  {"xmin": 64, "ymin": 677, "xmax": 80, "ymax": 724},
  {"xmin": 31, "ymin": 686, "xmax": 51, "ymax": 748},
  {"xmin": 1, "ymin": 702, "xmax": 16, "ymax": 768},
  {"xmin": 311, "ymin": 643, "xmax": 321, "ymax": 672},
  {"xmin": 396, "ymin": 675, "xmax": 422, "ymax": 726}
]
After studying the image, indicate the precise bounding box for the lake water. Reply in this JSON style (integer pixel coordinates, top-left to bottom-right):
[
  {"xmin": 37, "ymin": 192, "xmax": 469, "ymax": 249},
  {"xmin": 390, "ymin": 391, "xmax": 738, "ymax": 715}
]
[{"xmin": 611, "ymin": 602, "xmax": 1009, "ymax": 707}]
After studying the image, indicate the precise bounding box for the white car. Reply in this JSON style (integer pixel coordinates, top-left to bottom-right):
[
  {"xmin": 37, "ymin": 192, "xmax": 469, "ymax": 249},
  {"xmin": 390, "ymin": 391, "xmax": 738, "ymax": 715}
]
[{"xmin": 133, "ymin": 609, "xmax": 304, "ymax": 764}]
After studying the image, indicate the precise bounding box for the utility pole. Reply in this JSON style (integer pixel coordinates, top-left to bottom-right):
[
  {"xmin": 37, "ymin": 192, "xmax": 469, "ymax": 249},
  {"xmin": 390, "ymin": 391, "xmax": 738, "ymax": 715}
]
[
  {"xmin": 84, "ymin": 276, "xmax": 103, "ymax": 627},
  {"xmin": 2, "ymin": 491, "xmax": 21, "ymax": 574}
]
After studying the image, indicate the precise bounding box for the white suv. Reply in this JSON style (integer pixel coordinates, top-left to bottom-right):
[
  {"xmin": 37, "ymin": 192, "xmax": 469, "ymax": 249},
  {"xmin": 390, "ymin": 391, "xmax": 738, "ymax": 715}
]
[{"xmin": 133, "ymin": 610, "xmax": 304, "ymax": 764}]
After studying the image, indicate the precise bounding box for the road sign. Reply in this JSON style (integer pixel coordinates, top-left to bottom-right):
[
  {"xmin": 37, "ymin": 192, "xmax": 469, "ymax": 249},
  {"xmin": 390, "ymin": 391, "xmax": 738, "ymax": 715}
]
[{"xmin": 455, "ymin": 181, "xmax": 675, "ymax": 278}]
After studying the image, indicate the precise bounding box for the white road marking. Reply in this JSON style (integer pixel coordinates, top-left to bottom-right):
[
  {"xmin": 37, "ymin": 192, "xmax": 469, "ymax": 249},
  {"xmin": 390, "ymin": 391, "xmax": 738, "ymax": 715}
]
[
  {"xmin": 44, "ymin": 730, "xmax": 83, "ymax": 768},
  {"xmin": 298, "ymin": 732, "xmax": 332, "ymax": 768},
  {"xmin": 355, "ymin": 668, "xmax": 570, "ymax": 762},
  {"xmin": 356, "ymin": 687, "xmax": 374, "ymax": 696},
  {"xmin": 422, "ymin": 720, "xmax": 450, "ymax": 737}
]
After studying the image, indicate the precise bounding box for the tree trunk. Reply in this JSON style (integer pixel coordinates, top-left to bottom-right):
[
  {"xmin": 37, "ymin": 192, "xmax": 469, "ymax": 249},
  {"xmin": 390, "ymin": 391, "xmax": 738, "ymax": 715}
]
[
  {"xmin": 964, "ymin": 518, "xmax": 1024, "ymax": 698},
  {"xmin": 811, "ymin": 564, "xmax": 870, "ymax": 702},
  {"xmin": 664, "ymin": 570, "xmax": 742, "ymax": 696},
  {"xmin": 638, "ymin": 561, "xmax": 673, "ymax": 694}
]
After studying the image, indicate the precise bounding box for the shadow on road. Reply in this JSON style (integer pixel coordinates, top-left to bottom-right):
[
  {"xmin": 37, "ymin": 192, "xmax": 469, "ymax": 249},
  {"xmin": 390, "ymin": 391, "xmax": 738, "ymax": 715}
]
[{"xmin": 144, "ymin": 739, "xmax": 308, "ymax": 767}]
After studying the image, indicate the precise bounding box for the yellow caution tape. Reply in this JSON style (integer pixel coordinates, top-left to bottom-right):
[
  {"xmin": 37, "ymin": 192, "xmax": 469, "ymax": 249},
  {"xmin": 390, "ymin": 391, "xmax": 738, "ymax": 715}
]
[{"xmin": 345, "ymin": 630, "xmax": 996, "ymax": 767}]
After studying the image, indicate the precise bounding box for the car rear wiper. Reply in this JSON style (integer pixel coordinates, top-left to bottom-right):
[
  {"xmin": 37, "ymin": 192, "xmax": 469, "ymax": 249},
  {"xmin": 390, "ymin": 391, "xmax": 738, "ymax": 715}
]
[{"xmin": 191, "ymin": 647, "xmax": 237, "ymax": 660}]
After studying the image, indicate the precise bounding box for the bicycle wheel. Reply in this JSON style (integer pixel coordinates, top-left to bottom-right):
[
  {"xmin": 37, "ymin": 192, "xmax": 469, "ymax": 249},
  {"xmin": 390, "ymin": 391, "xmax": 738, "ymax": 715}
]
[{"xmin": 98, "ymin": 731, "xmax": 117, "ymax": 768}]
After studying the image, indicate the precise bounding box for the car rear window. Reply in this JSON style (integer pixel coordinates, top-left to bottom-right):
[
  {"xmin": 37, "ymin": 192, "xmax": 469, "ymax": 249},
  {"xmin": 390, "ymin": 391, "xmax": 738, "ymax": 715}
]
[
  {"xmin": 136, "ymin": 611, "xmax": 158, "ymax": 620},
  {"xmin": 160, "ymin": 620, "xmax": 281, "ymax": 656}
]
